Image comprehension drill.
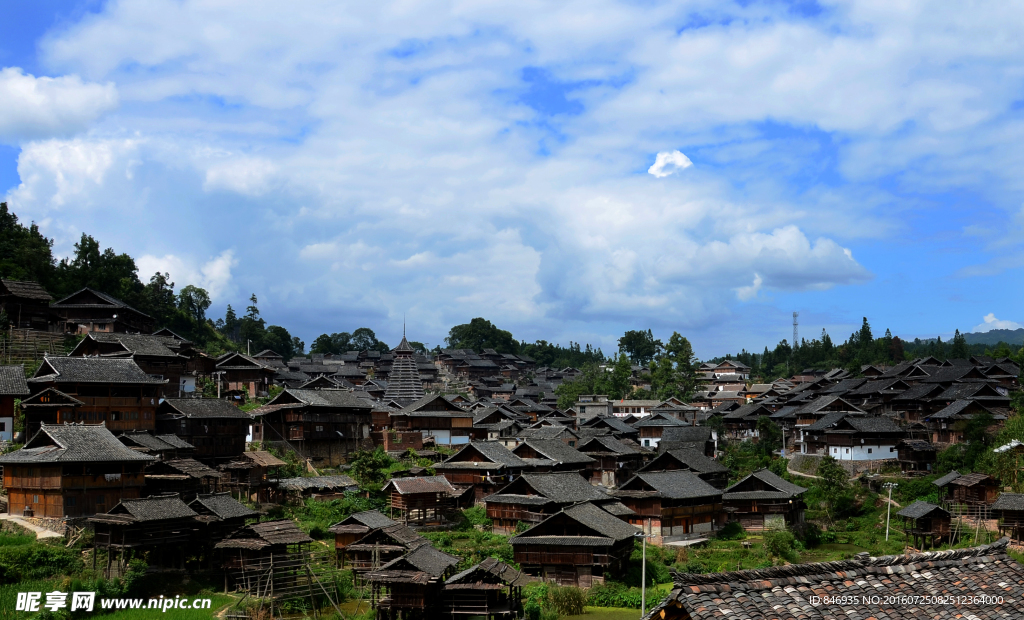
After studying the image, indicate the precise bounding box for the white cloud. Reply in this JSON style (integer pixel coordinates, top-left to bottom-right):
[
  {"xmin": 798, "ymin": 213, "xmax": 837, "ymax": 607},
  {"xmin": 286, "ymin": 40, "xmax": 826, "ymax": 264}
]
[
  {"xmin": 204, "ymin": 158, "xmax": 278, "ymax": 196},
  {"xmin": 648, "ymin": 150, "xmax": 693, "ymax": 178},
  {"xmin": 736, "ymin": 273, "xmax": 763, "ymax": 302},
  {"xmin": 972, "ymin": 313, "xmax": 1024, "ymax": 333},
  {"xmin": 0, "ymin": 67, "xmax": 117, "ymax": 144},
  {"xmin": 136, "ymin": 250, "xmax": 237, "ymax": 300}
]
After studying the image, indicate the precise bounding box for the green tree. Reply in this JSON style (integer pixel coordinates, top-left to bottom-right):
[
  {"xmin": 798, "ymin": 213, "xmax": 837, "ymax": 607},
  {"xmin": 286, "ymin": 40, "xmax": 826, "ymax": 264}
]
[
  {"xmin": 445, "ymin": 318, "xmax": 519, "ymax": 353},
  {"xmin": 618, "ymin": 329, "xmax": 662, "ymax": 365},
  {"xmin": 143, "ymin": 271, "xmax": 177, "ymax": 326},
  {"xmin": 177, "ymin": 285, "xmax": 212, "ymax": 324},
  {"xmin": 607, "ymin": 353, "xmax": 633, "ymax": 399},
  {"xmin": 755, "ymin": 416, "xmax": 782, "ymax": 456},
  {"xmin": 663, "ymin": 332, "xmax": 702, "ymax": 398},
  {"xmin": 950, "ymin": 329, "xmax": 969, "ymax": 359},
  {"xmin": 813, "ymin": 456, "xmax": 851, "ymax": 527},
  {"xmin": 0, "ymin": 202, "xmax": 56, "ymax": 287},
  {"xmin": 351, "ymin": 327, "xmax": 388, "ymax": 352},
  {"xmin": 349, "ymin": 447, "xmax": 397, "ymax": 491}
]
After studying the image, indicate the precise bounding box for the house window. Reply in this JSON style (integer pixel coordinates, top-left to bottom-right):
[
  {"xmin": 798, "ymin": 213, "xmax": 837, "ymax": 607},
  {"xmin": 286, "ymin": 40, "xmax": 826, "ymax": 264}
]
[
  {"xmin": 64, "ymin": 497, "xmax": 76, "ymax": 507},
  {"xmin": 845, "ymin": 448, "xmax": 849, "ymax": 454},
  {"xmin": 0, "ymin": 422, "xmax": 5, "ymax": 432},
  {"xmin": 95, "ymin": 495, "xmax": 105, "ymax": 505},
  {"xmin": 33, "ymin": 495, "xmax": 39, "ymax": 503},
  {"xmin": 867, "ymin": 448, "xmax": 872, "ymax": 454},
  {"xmin": 643, "ymin": 439, "xmax": 650, "ymax": 447},
  {"xmin": 889, "ymin": 447, "xmax": 895, "ymax": 452}
]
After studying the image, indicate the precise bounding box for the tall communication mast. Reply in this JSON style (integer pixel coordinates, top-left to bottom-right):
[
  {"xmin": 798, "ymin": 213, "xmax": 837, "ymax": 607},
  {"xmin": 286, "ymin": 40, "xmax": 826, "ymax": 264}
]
[{"xmin": 793, "ymin": 312, "xmax": 799, "ymax": 349}]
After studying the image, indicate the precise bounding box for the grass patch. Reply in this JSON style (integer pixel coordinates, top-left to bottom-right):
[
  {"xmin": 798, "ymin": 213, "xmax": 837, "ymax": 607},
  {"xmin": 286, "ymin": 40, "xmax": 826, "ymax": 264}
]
[{"xmin": 565, "ymin": 607, "xmax": 644, "ymax": 620}]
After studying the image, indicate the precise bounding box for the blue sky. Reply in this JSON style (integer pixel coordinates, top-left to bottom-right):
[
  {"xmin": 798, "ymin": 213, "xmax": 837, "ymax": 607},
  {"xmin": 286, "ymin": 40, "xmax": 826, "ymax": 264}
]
[{"xmin": 2, "ymin": 1, "xmax": 1023, "ymax": 358}]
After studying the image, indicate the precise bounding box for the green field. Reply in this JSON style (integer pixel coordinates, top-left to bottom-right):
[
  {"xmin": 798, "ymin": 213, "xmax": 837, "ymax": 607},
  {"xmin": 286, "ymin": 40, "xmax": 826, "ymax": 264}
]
[{"xmin": 566, "ymin": 607, "xmax": 642, "ymax": 620}]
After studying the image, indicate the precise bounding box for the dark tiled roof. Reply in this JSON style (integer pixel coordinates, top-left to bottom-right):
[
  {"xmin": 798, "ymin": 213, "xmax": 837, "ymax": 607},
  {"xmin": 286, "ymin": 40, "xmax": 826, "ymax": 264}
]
[
  {"xmin": 932, "ymin": 470, "xmax": 961, "ymax": 487},
  {"xmin": 620, "ymin": 471, "xmax": 723, "ymax": 500},
  {"xmin": 0, "ymin": 423, "xmax": 155, "ymax": 464},
  {"xmin": 244, "ymin": 520, "xmax": 313, "ymax": 545},
  {"xmin": 53, "ymin": 287, "xmax": 150, "ymax": 317},
  {"xmin": 0, "ymin": 365, "xmax": 30, "ymax": 396},
  {"xmin": 503, "ymin": 472, "xmax": 609, "ymax": 503},
  {"xmin": 30, "ymin": 356, "xmax": 165, "ymax": 384},
  {"xmin": 82, "ymin": 333, "xmax": 182, "ymax": 358},
  {"xmin": 949, "ymin": 472, "xmax": 992, "ymax": 487},
  {"xmin": 578, "ymin": 435, "xmax": 640, "ymax": 456},
  {"xmin": 512, "ymin": 501, "xmax": 638, "ymax": 544},
  {"xmin": 442, "ymin": 442, "xmax": 529, "ymax": 467},
  {"xmin": 278, "ymin": 388, "xmax": 372, "ymax": 409},
  {"xmin": 276, "ymin": 475, "xmax": 358, "ymax": 492},
  {"xmin": 1, "ymin": 279, "xmax": 52, "ymax": 300},
  {"xmin": 643, "ymin": 449, "xmax": 728, "ymax": 475},
  {"xmin": 333, "ymin": 510, "xmax": 397, "ymax": 531},
  {"xmin": 120, "ymin": 431, "xmax": 192, "ymax": 452},
  {"xmin": 896, "ymin": 500, "xmax": 947, "ymax": 520},
  {"xmin": 516, "ymin": 439, "xmax": 594, "ymax": 464},
  {"xmin": 383, "ymin": 475, "xmax": 455, "ymax": 495},
  {"xmin": 659, "ymin": 427, "xmax": 712, "ymax": 444},
  {"xmin": 377, "ymin": 543, "xmax": 460, "ymax": 578},
  {"xmin": 839, "ymin": 416, "xmax": 904, "ymax": 434},
  {"xmin": 930, "ymin": 399, "xmax": 987, "ymax": 419},
  {"xmin": 110, "ymin": 494, "xmax": 197, "ymax": 522},
  {"xmin": 160, "ymin": 398, "xmax": 252, "ymax": 419},
  {"xmin": 445, "ymin": 557, "xmax": 526, "ymax": 587},
  {"xmin": 725, "ymin": 468, "xmax": 807, "ymax": 497},
  {"xmin": 190, "ymin": 493, "xmax": 258, "ymax": 520},
  {"xmin": 991, "ymin": 493, "xmax": 1024, "ymax": 512},
  {"xmin": 647, "ymin": 539, "xmax": 1021, "ymax": 620},
  {"xmin": 158, "ymin": 458, "xmax": 219, "ymax": 478}
]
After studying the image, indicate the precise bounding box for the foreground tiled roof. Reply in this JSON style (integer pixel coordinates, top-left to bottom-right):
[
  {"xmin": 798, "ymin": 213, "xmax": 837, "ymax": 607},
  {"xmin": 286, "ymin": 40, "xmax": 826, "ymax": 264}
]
[
  {"xmin": 30, "ymin": 356, "xmax": 165, "ymax": 384},
  {"xmin": 160, "ymin": 398, "xmax": 252, "ymax": 418},
  {"xmin": 1, "ymin": 279, "xmax": 53, "ymax": 301},
  {"xmin": 109, "ymin": 494, "xmax": 197, "ymax": 522},
  {"xmin": 645, "ymin": 538, "xmax": 1023, "ymax": 620},
  {"xmin": 190, "ymin": 493, "xmax": 258, "ymax": 520},
  {"xmin": 0, "ymin": 365, "xmax": 30, "ymax": 396},
  {"xmin": 0, "ymin": 423, "xmax": 155, "ymax": 464}
]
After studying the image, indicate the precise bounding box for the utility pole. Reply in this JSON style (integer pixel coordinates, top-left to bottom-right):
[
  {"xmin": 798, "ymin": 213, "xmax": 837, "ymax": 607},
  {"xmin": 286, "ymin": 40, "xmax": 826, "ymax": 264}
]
[
  {"xmin": 883, "ymin": 482, "xmax": 898, "ymax": 541},
  {"xmin": 636, "ymin": 523, "xmax": 654, "ymax": 616},
  {"xmin": 792, "ymin": 312, "xmax": 799, "ymax": 349}
]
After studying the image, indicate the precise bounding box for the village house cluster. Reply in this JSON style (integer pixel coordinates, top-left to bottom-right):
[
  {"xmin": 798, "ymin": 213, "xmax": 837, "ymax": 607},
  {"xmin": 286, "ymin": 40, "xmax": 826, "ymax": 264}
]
[{"xmin": 1, "ymin": 279, "xmax": 1023, "ymax": 617}]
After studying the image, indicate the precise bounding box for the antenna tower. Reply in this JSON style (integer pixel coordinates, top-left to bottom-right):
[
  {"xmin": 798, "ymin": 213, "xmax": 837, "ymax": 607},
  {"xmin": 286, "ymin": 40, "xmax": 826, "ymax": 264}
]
[{"xmin": 793, "ymin": 312, "xmax": 799, "ymax": 349}]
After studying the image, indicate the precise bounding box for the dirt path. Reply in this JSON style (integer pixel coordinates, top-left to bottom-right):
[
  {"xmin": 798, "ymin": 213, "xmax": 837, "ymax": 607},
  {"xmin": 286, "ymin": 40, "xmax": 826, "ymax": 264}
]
[{"xmin": 0, "ymin": 514, "xmax": 63, "ymax": 540}]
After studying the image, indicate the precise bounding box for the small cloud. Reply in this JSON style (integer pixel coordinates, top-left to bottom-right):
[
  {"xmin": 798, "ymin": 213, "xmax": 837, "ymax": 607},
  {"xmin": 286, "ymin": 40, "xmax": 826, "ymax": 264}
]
[
  {"xmin": 648, "ymin": 150, "xmax": 693, "ymax": 178},
  {"xmin": 972, "ymin": 313, "xmax": 1023, "ymax": 333},
  {"xmin": 0, "ymin": 67, "xmax": 118, "ymax": 144},
  {"xmin": 736, "ymin": 273, "xmax": 763, "ymax": 301},
  {"xmin": 137, "ymin": 249, "xmax": 237, "ymax": 300}
]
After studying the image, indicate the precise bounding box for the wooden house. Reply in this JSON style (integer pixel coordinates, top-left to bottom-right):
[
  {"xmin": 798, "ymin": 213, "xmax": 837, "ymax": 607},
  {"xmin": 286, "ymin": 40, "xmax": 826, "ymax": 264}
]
[
  {"xmin": 329, "ymin": 510, "xmax": 397, "ymax": 560},
  {"xmin": 189, "ymin": 492, "xmax": 259, "ymax": 544},
  {"xmin": 638, "ymin": 449, "xmax": 730, "ymax": 489},
  {"xmin": 144, "ymin": 457, "xmax": 221, "ymax": 499},
  {"xmin": 946, "ymin": 472, "xmax": 1000, "ymax": 510},
  {"xmin": 0, "ymin": 280, "xmax": 54, "ymax": 330},
  {"xmin": 0, "ymin": 365, "xmax": 29, "ymax": 442},
  {"xmin": 509, "ymin": 438, "xmax": 593, "ymax": 473},
  {"xmin": 343, "ymin": 524, "xmax": 428, "ymax": 573},
  {"xmin": 441, "ymin": 557, "xmax": 526, "ymax": 620},
  {"xmin": 578, "ymin": 415, "xmax": 640, "ymax": 441},
  {"xmin": 0, "ymin": 422, "xmax": 154, "ymax": 517},
  {"xmin": 722, "ymin": 469, "xmax": 807, "ymax": 530},
  {"xmin": 89, "ymin": 494, "xmax": 197, "ymax": 573},
  {"xmin": 389, "ymin": 394, "xmax": 479, "ymax": 447},
  {"xmin": 823, "ymin": 415, "xmax": 905, "ymax": 461},
  {"xmin": 213, "ymin": 519, "xmax": 314, "ymax": 573},
  {"xmin": 896, "ymin": 439, "xmax": 938, "ymax": 474},
  {"xmin": 577, "ymin": 435, "xmax": 642, "ymax": 487},
  {"xmin": 434, "ymin": 442, "xmax": 529, "ymax": 503},
  {"xmin": 51, "ymin": 287, "xmax": 154, "ymax": 334},
  {"xmin": 509, "ymin": 501, "xmax": 637, "ymax": 587},
  {"xmin": 896, "ymin": 500, "xmax": 952, "ymax": 548},
  {"xmin": 612, "ymin": 470, "xmax": 724, "ymax": 542},
  {"xmin": 219, "ymin": 450, "xmax": 286, "ymax": 502},
  {"xmin": 382, "ymin": 475, "xmax": 456, "ymax": 525},
  {"xmin": 156, "ymin": 398, "xmax": 251, "ymax": 465},
  {"xmin": 253, "ymin": 388, "xmax": 372, "ymax": 466},
  {"xmin": 632, "ymin": 412, "xmax": 689, "ymax": 450},
  {"xmin": 484, "ymin": 471, "xmax": 614, "ymax": 534},
  {"xmin": 24, "ymin": 356, "xmax": 166, "ymax": 437},
  {"xmin": 991, "ymin": 493, "xmax": 1024, "ymax": 541},
  {"xmin": 67, "ymin": 333, "xmax": 196, "ymax": 397},
  {"xmin": 366, "ymin": 543, "xmax": 461, "ymax": 618},
  {"xmin": 213, "ymin": 352, "xmax": 276, "ymax": 399},
  {"xmin": 926, "ymin": 399, "xmax": 996, "ymax": 444}
]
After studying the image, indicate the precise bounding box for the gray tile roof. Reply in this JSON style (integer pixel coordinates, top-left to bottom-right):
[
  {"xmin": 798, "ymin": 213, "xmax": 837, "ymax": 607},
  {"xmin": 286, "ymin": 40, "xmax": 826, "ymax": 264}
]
[
  {"xmin": 334, "ymin": 510, "xmax": 397, "ymax": 530},
  {"xmin": 443, "ymin": 441, "xmax": 529, "ymax": 467},
  {"xmin": 0, "ymin": 279, "xmax": 52, "ymax": 301},
  {"xmin": 932, "ymin": 470, "xmax": 961, "ymax": 487},
  {"xmin": 0, "ymin": 365, "xmax": 30, "ymax": 396},
  {"xmin": 119, "ymin": 431, "xmax": 193, "ymax": 452},
  {"xmin": 559, "ymin": 502, "xmax": 639, "ymax": 540},
  {"xmin": 647, "ymin": 538, "xmax": 1022, "ymax": 620},
  {"xmin": 160, "ymin": 398, "xmax": 253, "ymax": 419},
  {"xmin": 382, "ymin": 475, "xmax": 455, "ymax": 495},
  {"xmin": 725, "ymin": 468, "xmax": 807, "ymax": 498},
  {"xmin": 276, "ymin": 388, "xmax": 372, "ymax": 409},
  {"xmin": 0, "ymin": 423, "xmax": 155, "ymax": 464},
  {"xmin": 53, "ymin": 287, "xmax": 150, "ymax": 318},
  {"xmin": 80, "ymin": 333, "xmax": 182, "ymax": 358},
  {"xmin": 643, "ymin": 449, "xmax": 728, "ymax": 475},
  {"xmin": 190, "ymin": 493, "xmax": 258, "ymax": 520},
  {"xmin": 493, "ymin": 472, "xmax": 609, "ymax": 503},
  {"xmin": 109, "ymin": 494, "xmax": 197, "ymax": 522},
  {"xmin": 515, "ymin": 439, "xmax": 594, "ymax": 464},
  {"xmin": 896, "ymin": 500, "xmax": 948, "ymax": 520},
  {"xmin": 277, "ymin": 475, "xmax": 359, "ymax": 492},
  {"xmin": 378, "ymin": 543, "xmax": 460, "ymax": 578},
  {"xmin": 577, "ymin": 435, "xmax": 640, "ymax": 456},
  {"xmin": 620, "ymin": 471, "xmax": 723, "ymax": 500},
  {"xmin": 30, "ymin": 356, "xmax": 166, "ymax": 384},
  {"xmin": 991, "ymin": 493, "xmax": 1024, "ymax": 512}
]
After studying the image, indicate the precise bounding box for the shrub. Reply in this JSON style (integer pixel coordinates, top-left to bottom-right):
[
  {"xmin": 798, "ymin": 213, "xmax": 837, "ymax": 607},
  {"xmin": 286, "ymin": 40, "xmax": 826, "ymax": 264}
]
[
  {"xmin": 548, "ymin": 585, "xmax": 586, "ymax": 616},
  {"xmin": 790, "ymin": 522, "xmax": 822, "ymax": 547},
  {"xmin": 461, "ymin": 506, "xmax": 492, "ymax": 529},
  {"xmin": 762, "ymin": 526, "xmax": 798, "ymax": 562},
  {"xmin": 716, "ymin": 521, "xmax": 745, "ymax": 540},
  {"xmin": 588, "ymin": 581, "xmax": 643, "ymax": 608}
]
